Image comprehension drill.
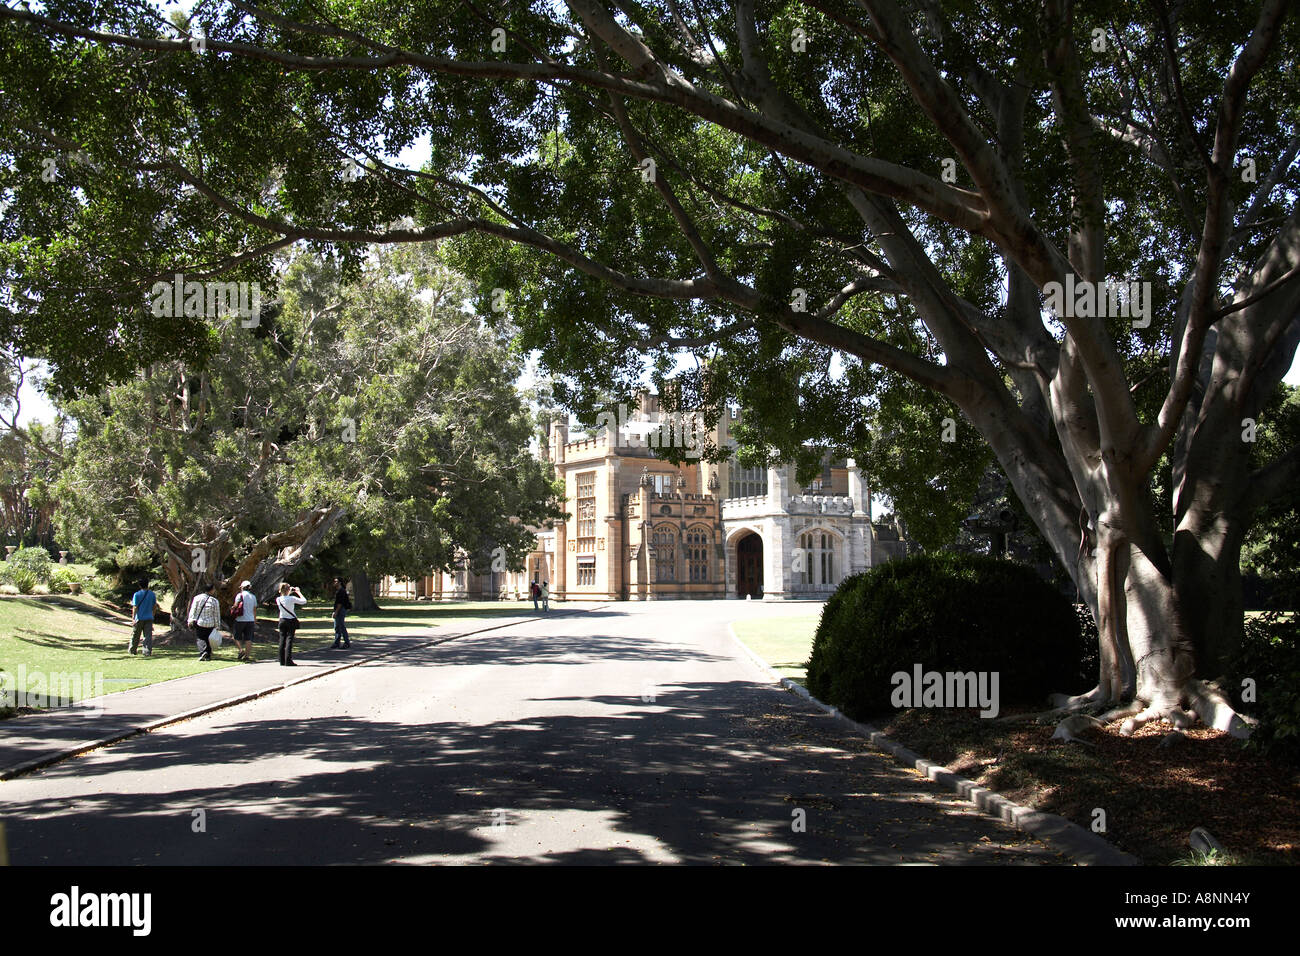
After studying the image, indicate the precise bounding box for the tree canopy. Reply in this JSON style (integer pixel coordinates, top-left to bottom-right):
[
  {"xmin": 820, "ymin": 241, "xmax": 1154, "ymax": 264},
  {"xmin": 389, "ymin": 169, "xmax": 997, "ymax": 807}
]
[
  {"xmin": 2, "ymin": 0, "xmax": 1297, "ymax": 735},
  {"xmin": 44, "ymin": 242, "xmax": 562, "ymax": 622}
]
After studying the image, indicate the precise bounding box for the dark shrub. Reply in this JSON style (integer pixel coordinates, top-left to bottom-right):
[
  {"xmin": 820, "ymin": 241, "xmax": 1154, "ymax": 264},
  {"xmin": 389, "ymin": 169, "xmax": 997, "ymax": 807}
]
[
  {"xmin": 805, "ymin": 552, "xmax": 1090, "ymax": 721},
  {"xmin": 1228, "ymin": 611, "xmax": 1300, "ymax": 764}
]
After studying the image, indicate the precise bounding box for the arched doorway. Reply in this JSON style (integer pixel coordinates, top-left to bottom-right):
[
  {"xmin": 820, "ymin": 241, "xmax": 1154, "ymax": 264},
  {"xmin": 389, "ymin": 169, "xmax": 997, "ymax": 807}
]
[{"xmin": 737, "ymin": 533, "xmax": 763, "ymax": 598}]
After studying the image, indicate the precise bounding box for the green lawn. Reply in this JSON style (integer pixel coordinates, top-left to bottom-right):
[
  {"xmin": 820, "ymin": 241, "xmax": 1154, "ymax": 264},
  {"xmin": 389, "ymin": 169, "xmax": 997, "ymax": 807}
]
[
  {"xmin": 0, "ymin": 594, "xmax": 242, "ymax": 711},
  {"xmin": 730, "ymin": 614, "xmax": 821, "ymax": 683},
  {"xmin": 1, "ymin": 595, "xmax": 538, "ymax": 713},
  {"xmin": 286, "ymin": 598, "xmax": 537, "ymax": 654}
]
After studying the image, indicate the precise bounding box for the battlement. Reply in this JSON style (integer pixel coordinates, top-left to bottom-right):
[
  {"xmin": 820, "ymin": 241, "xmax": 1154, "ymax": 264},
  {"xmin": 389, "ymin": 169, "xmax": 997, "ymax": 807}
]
[
  {"xmin": 563, "ymin": 435, "xmax": 608, "ymax": 455},
  {"xmin": 788, "ymin": 494, "xmax": 855, "ymax": 514}
]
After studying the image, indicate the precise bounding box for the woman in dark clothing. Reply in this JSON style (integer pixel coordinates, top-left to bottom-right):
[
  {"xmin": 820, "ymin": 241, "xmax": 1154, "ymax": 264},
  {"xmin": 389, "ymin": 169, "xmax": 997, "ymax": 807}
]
[{"xmin": 276, "ymin": 583, "xmax": 307, "ymax": 666}]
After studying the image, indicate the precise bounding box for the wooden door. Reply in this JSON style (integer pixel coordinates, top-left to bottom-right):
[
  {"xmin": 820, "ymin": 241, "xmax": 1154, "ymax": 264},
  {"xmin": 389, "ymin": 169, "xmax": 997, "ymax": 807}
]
[{"xmin": 737, "ymin": 534, "xmax": 763, "ymax": 598}]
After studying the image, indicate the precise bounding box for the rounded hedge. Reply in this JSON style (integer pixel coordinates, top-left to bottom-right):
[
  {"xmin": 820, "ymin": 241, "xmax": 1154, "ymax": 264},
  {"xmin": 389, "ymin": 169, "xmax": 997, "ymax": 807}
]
[{"xmin": 805, "ymin": 552, "xmax": 1090, "ymax": 721}]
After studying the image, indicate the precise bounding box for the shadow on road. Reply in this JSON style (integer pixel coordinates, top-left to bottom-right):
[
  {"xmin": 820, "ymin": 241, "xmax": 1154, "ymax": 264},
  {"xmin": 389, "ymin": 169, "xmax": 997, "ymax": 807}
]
[{"xmin": 5, "ymin": 642, "xmax": 1061, "ymax": 865}]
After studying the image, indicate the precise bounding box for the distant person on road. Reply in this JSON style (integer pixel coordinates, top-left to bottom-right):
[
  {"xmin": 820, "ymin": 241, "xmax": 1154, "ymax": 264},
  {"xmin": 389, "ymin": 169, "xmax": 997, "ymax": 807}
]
[
  {"xmin": 130, "ymin": 580, "xmax": 158, "ymax": 658},
  {"xmin": 541, "ymin": 581, "xmax": 550, "ymax": 612},
  {"xmin": 187, "ymin": 583, "xmax": 222, "ymax": 661},
  {"xmin": 232, "ymin": 580, "xmax": 258, "ymax": 662},
  {"xmin": 530, "ymin": 579, "xmax": 540, "ymax": 611},
  {"xmin": 276, "ymin": 583, "xmax": 307, "ymax": 667},
  {"xmin": 331, "ymin": 577, "xmax": 352, "ymax": 649}
]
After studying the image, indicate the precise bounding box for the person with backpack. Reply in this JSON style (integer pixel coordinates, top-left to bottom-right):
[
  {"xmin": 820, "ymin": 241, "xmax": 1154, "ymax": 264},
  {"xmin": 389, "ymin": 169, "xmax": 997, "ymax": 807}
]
[
  {"xmin": 231, "ymin": 580, "xmax": 258, "ymax": 662},
  {"xmin": 530, "ymin": 579, "xmax": 540, "ymax": 611},
  {"xmin": 130, "ymin": 580, "xmax": 158, "ymax": 658},
  {"xmin": 276, "ymin": 583, "xmax": 307, "ymax": 666},
  {"xmin": 187, "ymin": 582, "xmax": 222, "ymax": 661},
  {"xmin": 331, "ymin": 576, "xmax": 352, "ymax": 649}
]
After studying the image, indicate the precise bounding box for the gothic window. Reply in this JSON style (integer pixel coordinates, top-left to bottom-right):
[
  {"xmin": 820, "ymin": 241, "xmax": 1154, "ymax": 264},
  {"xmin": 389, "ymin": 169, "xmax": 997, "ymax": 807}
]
[
  {"xmin": 577, "ymin": 471, "xmax": 596, "ymax": 553},
  {"xmin": 650, "ymin": 472, "xmax": 676, "ymax": 496},
  {"xmin": 686, "ymin": 526, "xmax": 711, "ymax": 582},
  {"xmin": 798, "ymin": 531, "xmax": 839, "ymax": 588},
  {"xmin": 728, "ymin": 464, "xmax": 768, "ymax": 499},
  {"xmin": 798, "ymin": 532, "xmax": 814, "ymax": 586},
  {"xmin": 653, "ymin": 526, "xmax": 677, "ymax": 582}
]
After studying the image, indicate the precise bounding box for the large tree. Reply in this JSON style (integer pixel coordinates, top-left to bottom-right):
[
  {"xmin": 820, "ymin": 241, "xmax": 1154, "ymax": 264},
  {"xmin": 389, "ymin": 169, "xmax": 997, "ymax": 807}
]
[
  {"xmin": 48, "ymin": 243, "xmax": 561, "ymax": 630},
  {"xmin": 2, "ymin": 1, "xmax": 1297, "ymax": 734},
  {"xmin": 0, "ymin": 351, "xmax": 66, "ymax": 551}
]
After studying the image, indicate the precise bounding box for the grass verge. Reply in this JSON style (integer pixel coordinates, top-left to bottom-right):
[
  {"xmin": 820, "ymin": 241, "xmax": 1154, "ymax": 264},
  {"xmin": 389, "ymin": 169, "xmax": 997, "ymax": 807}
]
[{"xmin": 730, "ymin": 614, "xmax": 820, "ymax": 683}]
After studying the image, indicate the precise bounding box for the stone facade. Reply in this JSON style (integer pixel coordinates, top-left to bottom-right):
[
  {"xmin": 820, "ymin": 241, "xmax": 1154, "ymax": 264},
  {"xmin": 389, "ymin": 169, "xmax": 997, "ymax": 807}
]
[{"xmin": 382, "ymin": 395, "xmax": 916, "ymax": 602}]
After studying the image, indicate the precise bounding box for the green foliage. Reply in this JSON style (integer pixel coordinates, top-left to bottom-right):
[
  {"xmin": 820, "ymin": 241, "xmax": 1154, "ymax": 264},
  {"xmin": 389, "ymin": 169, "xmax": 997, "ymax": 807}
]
[
  {"xmin": 1242, "ymin": 385, "xmax": 1300, "ymax": 610},
  {"xmin": 806, "ymin": 553, "xmax": 1089, "ymax": 720},
  {"xmin": 81, "ymin": 573, "xmax": 122, "ymax": 604},
  {"xmin": 5, "ymin": 566, "xmax": 37, "ymax": 594},
  {"xmin": 0, "ymin": 373, "xmax": 68, "ymax": 551},
  {"xmin": 858, "ymin": 375, "xmax": 991, "ymax": 551},
  {"xmin": 1228, "ymin": 612, "xmax": 1300, "ymax": 764},
  {"xmin": 5, "ymin": 545, "xmax": 53, "ymax": 584},
  {"xmin": 49, "ymin": 565, "xmax": 81, "ymax": 594},
  {"xmin": 49, "ymin": 244, "xmax": 563, "ymax": 613},
  {"xmin": 2, "ymin": 0, "xmax": 1297, "ymax": 689}
]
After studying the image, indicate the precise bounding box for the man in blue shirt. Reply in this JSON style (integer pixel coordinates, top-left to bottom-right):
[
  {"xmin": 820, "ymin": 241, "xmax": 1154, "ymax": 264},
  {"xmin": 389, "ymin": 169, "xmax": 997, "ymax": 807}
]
[{"xmin": 130, "ymin": 581, "xmax": 158, "ymax": 657}]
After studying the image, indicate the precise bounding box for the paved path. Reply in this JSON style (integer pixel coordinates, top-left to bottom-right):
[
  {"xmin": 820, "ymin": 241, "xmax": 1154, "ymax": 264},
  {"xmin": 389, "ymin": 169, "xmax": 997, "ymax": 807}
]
[
  {"xmin": 0, "ymin": 602, "xmax": 1064, "ymax": 865},
  {"xmin": 0, "ymin": 613, "xmax": 540, "ymax": 778}
]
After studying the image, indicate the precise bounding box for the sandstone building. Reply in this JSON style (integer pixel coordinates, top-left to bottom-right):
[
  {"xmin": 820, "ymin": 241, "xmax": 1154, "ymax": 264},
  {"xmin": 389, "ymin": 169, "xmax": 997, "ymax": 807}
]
[{"xmin": 381, "ymin": 396, "xmax": 914, "ymax": 602}]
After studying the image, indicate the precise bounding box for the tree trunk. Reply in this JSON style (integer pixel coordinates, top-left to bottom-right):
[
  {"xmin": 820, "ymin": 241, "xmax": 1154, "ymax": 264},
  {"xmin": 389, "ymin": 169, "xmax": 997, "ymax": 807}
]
[
  {"xmin": 350, "ymin": 569, "xmax": 380, "ymax": 613},
  {"xmin": 223, "ymin": 505, "xmax": 349, "ymax": 613},
  {"xmin": 156, "ymin": 505, "xmax": 347, "ymax": 634},
  {"xmin": 161, "ymin": 552, "xmax": 208, "ymax": 643},
  {"xmin": 1174, "ymin": 516, "xmax": 1247, "ymax": 681},
  {"xmin": 1171, "ymin": 366, "xmax": 1255, "ymax": 681}
]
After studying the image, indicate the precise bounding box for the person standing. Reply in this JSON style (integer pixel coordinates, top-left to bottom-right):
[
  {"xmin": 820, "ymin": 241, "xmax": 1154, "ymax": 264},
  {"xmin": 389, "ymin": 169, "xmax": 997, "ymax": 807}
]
[
  {"xmin": 331, "ymin": 577, "xmax": 352, "ymax": 649},
  {"xmin": 541, "ymin": 580, "xmax": 550, "ymax": 612},
  {"xmin": 232, "ymin": 580, "xmax": 258, "ymax": 662},
  {"xmin": 276, "ymin": 583, "xmax": 307, "ymax": 667},
  {"xmin": 530, "ymin": 579, "xmax": 540, "ymax": 611},
  {"xmin": 129, "ymin": 580, "xmax": 158, "ymax": 657},
  {"xmin": 187, "ymin": 583, "xmax": 222, "ymax": 661}
]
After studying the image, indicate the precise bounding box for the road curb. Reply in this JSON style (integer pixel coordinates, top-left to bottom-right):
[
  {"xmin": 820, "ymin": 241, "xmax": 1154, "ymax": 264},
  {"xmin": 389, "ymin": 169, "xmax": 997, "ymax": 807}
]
[
  {"xmin": 726, "ymin": 623, "xmax": 1140, "ymax": 867},
  {"xmin": 1, "ymin": 613, "xmax": 553, "ymax": 781}
]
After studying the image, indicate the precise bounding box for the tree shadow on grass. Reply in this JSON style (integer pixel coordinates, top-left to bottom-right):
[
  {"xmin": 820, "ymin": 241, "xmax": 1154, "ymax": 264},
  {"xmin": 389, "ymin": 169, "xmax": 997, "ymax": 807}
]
[{"xmin": 7, "ymin": 629, "xmax": 127, "ymax": 653}]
